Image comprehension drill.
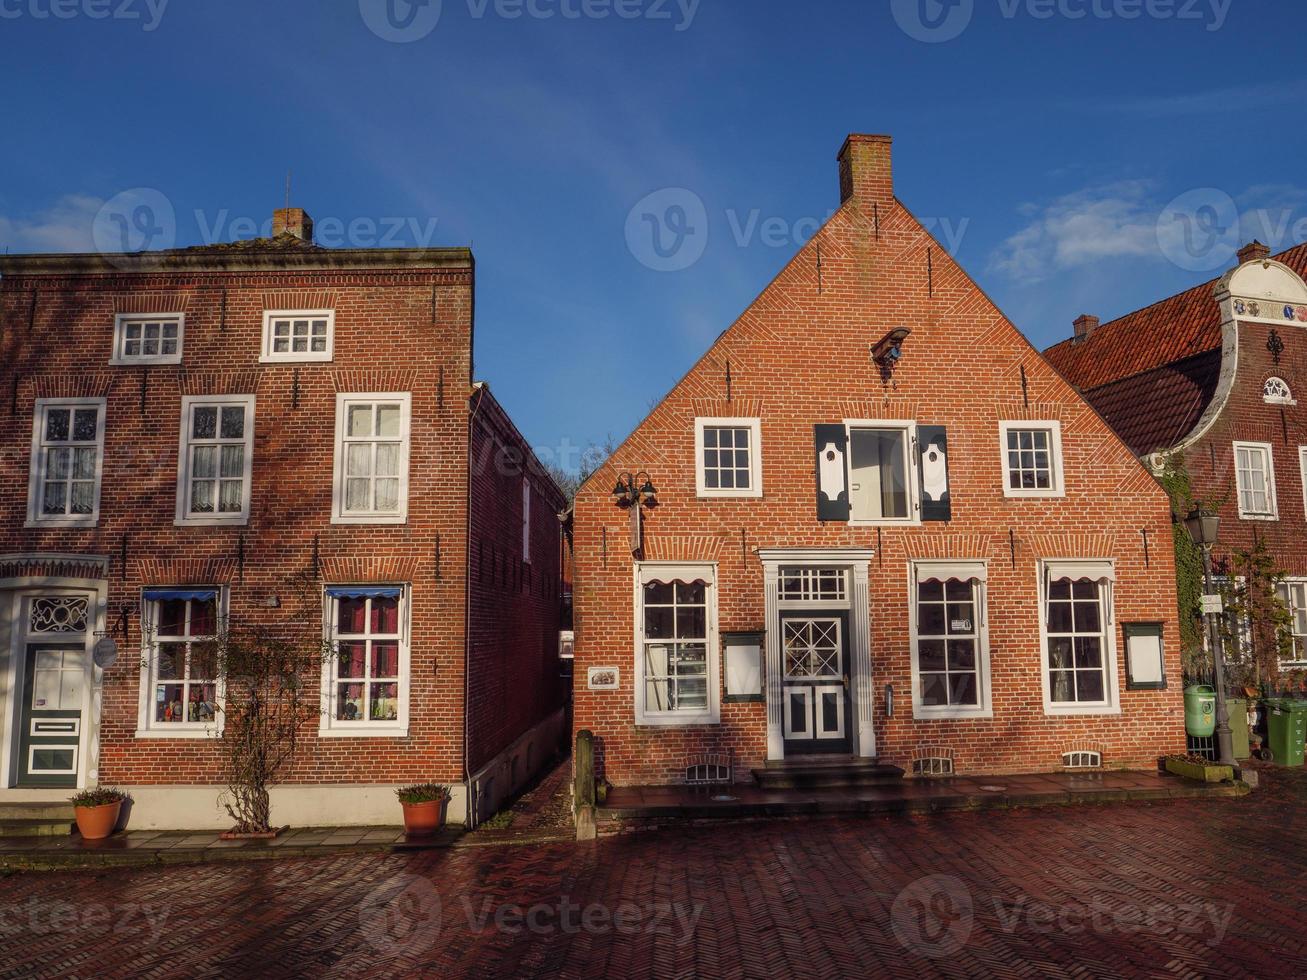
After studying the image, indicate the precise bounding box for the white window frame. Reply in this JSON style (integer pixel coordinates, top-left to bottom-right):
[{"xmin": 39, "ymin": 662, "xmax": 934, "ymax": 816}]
[
  {"xmin": 694, "ymin": 417, "xmax": 763, "ymax": 499},
  {"xmin": 1037, "ymin": 560, "xmax": 1121, "ymax": 716},
  {"xmin": 843, "ymin": 419, "xmax": 920, "ymax": 526},
  {"xmin": 319, "ymin": 586, "xmax": 410, "ymax": 738},
  {"xmin": 634, "ymin": 563, "xmax": 720, "ymax": 727},
  {"xmin": 908, "ymin": 562, "xmax": 993, "ymax": 720},
  {"xmin": 110, "ymin": 313, "xmax": 184, "ymax": 366},
  {"xmin": 175, "ymin": 394, "xmax": 256, "ymax": 527},
  {"xmin": 330, "ymin": 393, "xmax": 412, "ymax": 525},
  {"xmin": 999, "ymin": 420, "xmax": 1065, "ymax": 498},
  {"xmin": 135, "ymin": 588, "xmax": 227, "ymax": 739},
  {"xmin": 260, "ymin": 309, "xmax": 335, "ymax": 363},
  {"xmin": 1234, "ymin": 441, "xmax": 1278, "ymax": 520},
  {"xmin": 1276, "ymin": 578, "xmax": 1307, "ymax": 669},
  {"xmin": 27, "ymin": 398, "xmax": 107, "ymax": 529}
]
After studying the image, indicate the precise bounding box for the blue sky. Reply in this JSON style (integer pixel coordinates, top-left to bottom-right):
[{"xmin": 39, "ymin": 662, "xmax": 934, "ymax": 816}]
[{"xmin": 1, "ymin": 0, "xmax": 1303, "ymax": 472}]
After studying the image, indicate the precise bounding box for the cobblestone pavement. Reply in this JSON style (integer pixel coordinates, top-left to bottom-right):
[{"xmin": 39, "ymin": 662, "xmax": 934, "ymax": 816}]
[{"xmin": 1, "ymin": 766, "xmax": 1303, "ymax": 979}]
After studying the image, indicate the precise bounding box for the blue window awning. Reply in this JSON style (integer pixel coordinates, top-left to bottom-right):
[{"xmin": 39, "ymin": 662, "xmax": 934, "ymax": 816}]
[
  {"xmin": 326, "ymin": 586, "xmax": 402, "ymax": 600},
  {"xmin": 143, "ymin": 588, "xmax": 218, "ymax": 602}
]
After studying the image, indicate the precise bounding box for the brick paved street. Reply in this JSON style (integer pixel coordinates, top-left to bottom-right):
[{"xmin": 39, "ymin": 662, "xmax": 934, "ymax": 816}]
[{"xmin": 1, "ymin": 768, "xmax": 1304, "ymax": 979}]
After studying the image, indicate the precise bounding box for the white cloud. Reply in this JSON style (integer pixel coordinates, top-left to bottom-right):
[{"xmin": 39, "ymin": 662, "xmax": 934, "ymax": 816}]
[{"xmin": 0, "ymin": 195, "xmax": 103, "ymax": 254}]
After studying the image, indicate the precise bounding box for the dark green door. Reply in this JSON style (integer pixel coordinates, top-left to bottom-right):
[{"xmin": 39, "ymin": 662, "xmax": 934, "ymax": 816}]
[{"xmin": 17, "ymin": 644, "xmax": 85, "ymax": 788}]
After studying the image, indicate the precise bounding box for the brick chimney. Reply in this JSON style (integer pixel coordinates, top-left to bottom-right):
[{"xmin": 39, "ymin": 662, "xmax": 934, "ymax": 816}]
[
  {"xmin": 1073, "ymin": 314, "xmax": 1100, "ymax": 343},
  {"xmin": 837, "ymin": 134, "xmax": 894, "ymax": 211},
  {"xmin": 272, "ymin": 207, "xmax": 314, "ymax": 243},
  {"xmin": 1237, "ymin": 240, "xmax": 1271, "ymax": 265}
]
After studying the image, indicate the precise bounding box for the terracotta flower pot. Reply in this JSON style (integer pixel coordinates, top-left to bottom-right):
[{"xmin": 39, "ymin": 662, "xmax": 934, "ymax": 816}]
[
  {"xmin": 401, "ymin": 799, "xmax": 448, "ymax": 836},
  {"xmin": 74, "ymin": 800, "xmax": 123, "ymax": 840}
]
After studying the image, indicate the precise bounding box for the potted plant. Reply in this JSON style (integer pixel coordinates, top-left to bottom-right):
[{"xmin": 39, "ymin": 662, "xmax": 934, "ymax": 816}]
[
  {"xmin": 396, "ymin": 783, "xmax": 452, "ymax": 835},
  {"xmin": 69, "ymin": 787, "xmax": 129, "ymax": 840}
]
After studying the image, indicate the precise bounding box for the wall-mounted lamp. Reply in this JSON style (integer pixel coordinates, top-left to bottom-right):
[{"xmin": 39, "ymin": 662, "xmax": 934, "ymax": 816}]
[
  {"xmin": 92, "ymin": 602, "xmax": 132, "ymax": 670},
  {"xmin": 885, "ymin": 683, "xmax": 894, "ymax": 718},
  {"xmin": 611, "ymin": 471, "xmax": 658, "ymax": 509},
  {"xmin": 872, "ymin": 327, "xmax": 912, "ymax": 376}
]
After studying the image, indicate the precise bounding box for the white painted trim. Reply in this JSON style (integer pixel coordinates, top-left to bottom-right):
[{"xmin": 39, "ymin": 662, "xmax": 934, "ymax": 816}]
[
  {"xmin": 694, "ymin": 417, "xmax": 763, "ymax": 499},
  {"xmin": 633, "ymin": 562, "xmax": 720, "ymax": 727},
  {"xmin": 1300, "ymin": 448, "xmax": 1307, "ymax": 522},
  {"xmin": 174, "ymin": 394, "xmax": 256, "ymax": 527},
  {"xmin": 259, "ymin": 309, "xmax": 335, "ymax": 364},
  {"xmin": 907, "ymin": 560, "xmax": 994, "ymax": 721},
  {"xmin": 135, "ymin": 587, "xmax": 228, "ymax": 738},
  {"xmin": 26, "ymin": 397, "xmax": 107, "ymax": 529},
  {"xmin": 1036, "ymin": 559, "xmax": 1122, "ymax": 717},
  {"xmin": 110, "ymin": 312, "xmax": 184, "ymax": 366},
  {"xmin": 318, "ymin": 585, "xmax": 411, "ymax": 736},
  {"xmin": 998, "ymin": 420, "xmax": 1065, "ymax": 499},
  {"xmin": 1233, "ymin": 440, "xmax": 1279, "ymax": 521},
  {"xmin": 842, "ymin": 419, "xmax": 921, "ymax": 526},
  {"xmin": 330, "ymin": 393, "xmax": 412, "ymax": 525}
]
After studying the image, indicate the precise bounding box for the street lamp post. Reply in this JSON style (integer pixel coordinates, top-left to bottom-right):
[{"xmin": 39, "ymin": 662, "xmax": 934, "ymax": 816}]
[{"xmin": 1184, "ymin": 508, "xmax": 1236, "ymax": 767}]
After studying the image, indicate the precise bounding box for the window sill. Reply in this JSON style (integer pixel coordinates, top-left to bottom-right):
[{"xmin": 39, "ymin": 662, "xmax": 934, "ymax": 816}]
[
  {"xmin": 912, "ymin": 706, "xmax": 994, "ymax": 721},
  {"xmin": 634, "ymin": 714, "xmax": 720, "ymax": 728},
  {"xmin": 848, "ymin": 518, "xmax": 920, "ymax": 528},
  {"xmin": 1043, "ymin": 704, "xmax": 1121, "ymax": 717},
  {"xmin": 110, "ymin": 355, "xmax": 182, "ymax": 367},
  {"xmin": 259, "ymin": 354, "xmax": 334, "ymax": 364},
  {"xmin": 1237, "ymin": 512, "xmax": 1280, "ymax": 522},
  {"xmin": 331, "ymin": 514, "xmax": 409, "ymax": 526},
  {"xmin": 134, "ymin": 728, "xmax": 220, "ymax": 740},
  {"xmin": 26, "ymin": 518, "xmax": 98, "ymax": 530},
  {"xmin": 696, "ymin": 490, "xmax": 764, "ymax": 500},
  {"xmin": 175, "ymin": 516, "xmax": 250, "ymax": 528},
  {"xmin": 317, "ymin": 726, "xmax": 409, "ymax": 739},
  {"xmin": 1002, "ymin": 489, "xmax": 1065, "ymax": 500}
]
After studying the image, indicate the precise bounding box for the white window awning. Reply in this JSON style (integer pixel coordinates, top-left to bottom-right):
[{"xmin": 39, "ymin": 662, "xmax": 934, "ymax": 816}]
[
  {"xmin": 639, "ymin": 564, "xmax": 716, "ymax": 587},
  {"xmin": 914, "ymin": 561, "xmax": 987, "ymax": 584},
  {"xmin": 1044, "ymin": 560, "xmax": 1115, "ymax": 583}
]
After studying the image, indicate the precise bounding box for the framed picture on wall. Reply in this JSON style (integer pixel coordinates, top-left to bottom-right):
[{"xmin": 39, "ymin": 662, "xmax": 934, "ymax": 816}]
[{"xmin": 1123, "ymin": 622, "xmax": 1166, "ymax": 691}]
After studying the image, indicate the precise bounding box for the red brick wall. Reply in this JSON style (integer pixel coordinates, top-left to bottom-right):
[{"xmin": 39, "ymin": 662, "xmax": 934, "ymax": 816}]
[
  {"xmin": 465, "ymin": 389, "xmax": 567, "ymax": 773},
  {"xmin": 0, "ymin": 261, "xmax": 478, "ymax": 785},
  {"xmin": 572, "ymin": 143, "xmax": 1185, "ymax": 784}
]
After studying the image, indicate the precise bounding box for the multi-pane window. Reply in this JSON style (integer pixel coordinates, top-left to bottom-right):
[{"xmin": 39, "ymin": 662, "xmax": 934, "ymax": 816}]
[
  {"xmin": 778, "ymin": 567, "xmax": 847, "ymax": 604},
  {"xmin": 1045, "ymin": 579, "xmax": 1109, "ymax": 705},
  {"xmin": 261, "ymin": 310, "xmax": 334, "ymax": 362},
  {"xmin": 1234, "ymin": 442, "xmax": 1277, "ymax": 518},
  {"xmin": 1275, "ymin": 580, "xmax": 1307, "ymax": 667},
  {"xmin": 143, "ymin": 591, "xmax": 220, "ymax": 731},
  {"xmin": 849, "ymin": 426, "xmax": 911, "ymax": 520},
  {"xmin": 695, "ymin": 418, "xmax": 762, "ymax": 497},
  {"xmin": 325, "ymin": 588, "xmax": 406, "ymax": 731},
  {"xmin": 112, "ymin": 314, "xmax": 183, "ymax": 365},
  {"xmin": 1000, "ymin": 422, "xmax": 1063, "ymax": 497},
  {"xmin": 28, "ymin": 399, "xmax": 105, "ymax": 526},
  {"xmin": 332, "ymin": 394, "xmax": 411, "ymax": 523},
  {"xmin": 915, "ymin": 579, "xmax": 983, "ymax": 709},
  {"xmin": 176, "ymin": 396, "xmax": 254, "ymax": 524},
  {"xmin": 640, "ymin": 577, "xmax": 711, "ymax": 719}
]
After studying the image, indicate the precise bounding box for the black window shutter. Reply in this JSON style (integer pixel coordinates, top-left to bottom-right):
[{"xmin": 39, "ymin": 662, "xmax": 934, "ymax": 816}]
[
  {"xmin": 814, "ymin": 424, "xmax": 851, "ymax": 522},
  {"xmin": 917, "ymin": 425, "xmax": 951, "ymax": 522}
]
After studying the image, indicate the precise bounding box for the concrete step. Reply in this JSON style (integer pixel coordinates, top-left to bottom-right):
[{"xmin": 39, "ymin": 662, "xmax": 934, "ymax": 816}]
[
  {"xmin": 752, "ymin": 761, "xmax": 905, "ymax": 790},
  {"xmin": 0, "ymin": 818, "xmax": 75, "ymax": 838},
  {"xmin": 0, "ymin": 801, "xmax": 75, "ymax": 822}
]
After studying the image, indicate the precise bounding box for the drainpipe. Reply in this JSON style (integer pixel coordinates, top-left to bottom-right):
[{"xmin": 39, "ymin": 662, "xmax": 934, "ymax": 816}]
[{"xmin": 463, "ymin": 382, "xmax": 488, "ymax": 827}]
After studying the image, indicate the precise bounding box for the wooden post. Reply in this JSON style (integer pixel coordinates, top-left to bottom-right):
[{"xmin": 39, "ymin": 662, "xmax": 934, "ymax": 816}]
[{"xmin": 574, "ymin": 728, "xmax": 596, "ymax": 841}]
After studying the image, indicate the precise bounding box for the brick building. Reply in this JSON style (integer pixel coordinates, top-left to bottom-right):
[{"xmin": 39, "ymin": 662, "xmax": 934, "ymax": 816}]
[
  {"xmin": 0, "ymin": 210, "xmax": 567, "ymax": 828},
  {"xmin": 572, "ymin": 135, "xmax": 1185, "ymax": 787},
  {"xmin": 1046, "ymin": 240, "xmax": 1307, "ymax": 669}
]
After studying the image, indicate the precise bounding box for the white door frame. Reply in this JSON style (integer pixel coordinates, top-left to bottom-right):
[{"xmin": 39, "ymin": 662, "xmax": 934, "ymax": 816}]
[
  {"xmin": 0, "ymin": 577, "xmax": 107, "ymax": 790},
  {"xmin": 759, "ymin": 549, "xmax": 876, "ymax": 761}
]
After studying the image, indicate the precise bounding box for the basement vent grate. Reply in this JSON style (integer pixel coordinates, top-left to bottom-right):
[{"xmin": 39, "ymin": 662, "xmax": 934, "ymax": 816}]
[
  {"xmin": 912, "ymin": 757, "xmax": 954, "ymax": 777},
  {"xmin": 1062, "ymin": 751, "xmax": 1103, "ymax": 770}
]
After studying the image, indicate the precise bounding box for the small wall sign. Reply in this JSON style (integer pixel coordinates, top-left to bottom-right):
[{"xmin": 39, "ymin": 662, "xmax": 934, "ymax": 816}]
[
  {"xmin": 1200, "ymin": 594, "xmax": 1224, "ymax": 615},
  {"xmin": 1124, "ymin": 622, "xmax": 1166, "ymax": 691},
  {"xmin": 587, "ymin": 667, "xmax": 619, "ymax": 691}
]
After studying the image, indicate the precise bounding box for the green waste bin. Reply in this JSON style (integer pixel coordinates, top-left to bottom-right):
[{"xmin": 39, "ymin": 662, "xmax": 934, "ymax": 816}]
[
  {"xmin": 1185, "ymin": 685, "xmax": 1216, "ymax": 738},
  {"xmin": 1265, "ymin": 699, "xmax": 1307, "ymax": 767},
  {"xmin": 1227, "ymin": 698, "xmax": 1250, "ymax": 760}
]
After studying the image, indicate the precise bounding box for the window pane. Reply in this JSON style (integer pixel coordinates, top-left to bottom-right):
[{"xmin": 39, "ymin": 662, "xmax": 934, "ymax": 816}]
[
  {"xmin": 220, "ymin": 445, "xmax": 244, "ymax": 478},
  {"xmin": 676, "ymin": 605, "xmax": 706, "ymax": 640},
  {"xmin": 192, "ymin": 407, "xmax": 217, "ymax": 439},
  {"xmin": 156, "ymin": 643, "xmax": 183, "ymax": 679},
  {"xmin": 156, "ymin": 685, "xmax": 185, "ymax": 723},
  {"xmin": 947, "ymin": 639, "xmax": 976, "ymax": 670},
  {"xmin": 1077, "ymin": 670, "xmax": 1105, "ymax": 702},
  {"xmin": 190, "ymin": 598, "xmax": 217, "ymax": 636},
  {"xmin": 1074, "ymin": 637, "xmax": 1102, "ymax": 669},
  {"xmin": 374, "ymin": 479, "xmax": 400, "ymax": 512},
  {"xmin": 45, "ymin": 409, "xmax": 70, "ymax": 442},
  {"xmin": 918, "ymin": 601, "xmax": 946, "ymax": 636},
  {"xmin": 69, "ymin": 481, "xmax": 94, "ymax": 515},
  {"xmin": 347, "ymin": 405, "xmax": 373, "ymax": 437},
  {"xmin": 1073, "ymin": 600, "xmax": 1101, "ymax": 633},
  {"xmin": 374, "ymin": 443, "xmax": 400, "ymax": 477},
  {"xmin": 337, "ymin": 642, "xmax": 366, "ymax": 679},
  {"xmin": 337, "ymin": 683, "xmax": 364, "ymax": 721},
  {"xmin": 676, "ymin": 582, "xmax": 705, "ymax": 604},
  {"xmin": 72, "ymin": 447, "xmax": 97, "ymax": 479},
  {"xmin": 1050, "ymin": 671, "xmax": 1075, "ymax": 702},
  {"xmin": 190, "ymin": 480, "xmax": 215, "ymax": 514},
  {"xmin": 1048, "ymin": 638, "xmax": 1073, "ymax": 670},
  {"xmin": 921, "ymin": 673, "xmax": 948, "ymax": 706},
  {"xmin": 948, "ymin": 673, "xmax": 977, "ymax": 706},
  {"xmin": 676, "ymin": 677, "xmax": 708, "ymax": 709},
  {"xmin": 47, "ymin": 447, "xmax": 70, "ymax": 480},
  {"xmin": 42, "ymin": 481, "xmax": 66, "ymax": 515},
  {"xmin": 345, "ymin": 478, "xmax": 371, "ymax": 511},
  {"xmin": 644, "ymin": 582, "xmax": 673, "ymax": 604},
  {"xmin": 370, "ymin": 683, "xmax": 399, "ymax": 720},
  {"xmin": 189, "ymin": 644, "xmax": 218, "ymax": 682},
  {"xmin": 188, "ymin": 686, "xmax": 217, "ymax": 723},
  {"xmin": 192, "ymin": 446, "xmax": 217, "ymax": 479},
  {"xmin": 1047, "ymin": 600, "xmax": 1073, "ymax": 634},
  {"xmin": 218, "ymin": 480, "xmax": 244, "ymax": 513},
  {"xmin": 371, "ymin": 597, "xmax": 400, "ymax": 634},
  {"xmin": 337, "ymin": 598, "xmax": 367, "ymax": 634},
  {"xmin": 72, "ymin": 409, "xmax": 98, "ymax": 441},
  {"xmin": 644, "ymin": 606, "xmax": 674, "ymax": 639},
  {"xmin": 219, "ymin": 407, "xmax": 245, "ymax": 439},
  {"xmin": 346, "ymin": 444, "xmax": 372, "ymax": 477},
  {"xmin": 918, "ymin": 580, "xmax": 944, "ymax": 602},
  {"xmin": 918, "ymin": 639, "xmax": 946, "ymax": 672},
  {"xmin": 375, "ymin": 405, "xmax": 402, "ymax": 437},
  {"xmin": 645, "ymin": 678, "xmax": 670, "ymax": 712},
  {"xmin": 371, "ymin": 642, "xmax": 399, "ymax": 678}
]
